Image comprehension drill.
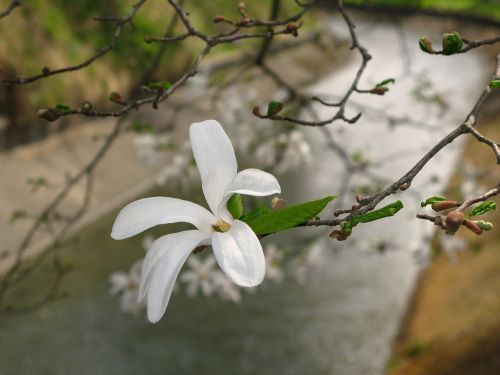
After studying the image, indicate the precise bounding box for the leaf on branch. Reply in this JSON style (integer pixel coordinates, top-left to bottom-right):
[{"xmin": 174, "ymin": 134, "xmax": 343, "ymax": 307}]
[
  {"xmin": 421, "ymin": 196, "xmax": 447, "ymax": 208},
  {"xmin": 375, "ymin": 78, "xmax": 395, "ymax": 88},
  {"xmin": 241, "ymin": 196, "xmax": 335, "ymax": 235},
  {"xmin": 489, "ymin": 80, "xmax": 500, "ymax": 89},
  {"xmin": 267, "ymin": 101, "xmax": 284, "ymax": 117},
  {"xmin": 468, "ymin": 201, "xmax": 497, "ymax": 217},
  {"xmin": 10, "ymin": 209, "xmax": 27, "ymax": 224},
  {"xmin": 227, "ymin": 193, "xmax": 243, "ymax": 219},
  {"xmin": 442, "ymin": 32, "xmax": 463, "ymax": 55},
  {"xmin": 146, "ymin": 81, "xmax": 172, "ymax": 91},
  {"xmin": 341, "ymin": 200, "xmax": 404, "ymax": 234},
  {"xmin": 55, "ymin": 104, "xmax": 71, "ymax": 112},
  {"xmin": 239, "ymin": 206, "xmax": 271, "ymax": 223},
  {"xmin": 131, "ymin": 120, "xmax": 155, "ymax": 134}
]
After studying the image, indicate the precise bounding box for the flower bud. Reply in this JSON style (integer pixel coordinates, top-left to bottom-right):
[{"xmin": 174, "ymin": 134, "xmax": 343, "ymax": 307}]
[
  {"xmin": 271, "ymin": 197, "xmax": 286, "ymax": 210},
  {"xmin": 431, "ymin": 200, "xmax": 460, "ymax": 212},
  {"xmin": 399, "ymin": 182, "xmax": 410, "ymax": 191},
  {"xmin": 213, "ymin": 15, "xmax": 228, "ymax": 23},
  {"xmin": 82, "ymin": 101, "xmax": 93, "ymax": 111},
  {"xmin": 370, "ymin": 87, "xmax": 388, "ymax": 95},
  {"xmin": 445, "ymin": 210, "xmax": 464, "ymax": 235},
  {"xmin": 37, "ymin": 108, "xmax": 60, "ymax": 122},
  {"xmin": 329, "ymin": 230, "xmax": 348, "ymax": 241},
  {"xmin": 419, "ymin": 37, "xmax": 434, "ymax": 53},
  {"xmin": 42, "ymin": 67, "xmax": 50, "ymax": 76},
  {"xmin": 252, "ymin": 106, "xmax": 262, "ymax": 117},
  {"xmin": 463, "ymin": 219, "xmax": 483, "ymax": 235}
]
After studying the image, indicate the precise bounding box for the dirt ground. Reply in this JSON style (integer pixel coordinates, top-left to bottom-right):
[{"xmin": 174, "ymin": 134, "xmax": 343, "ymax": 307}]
[{"xmin": 388, "ymin": 113, "xmax": 500, "ymax": 374}]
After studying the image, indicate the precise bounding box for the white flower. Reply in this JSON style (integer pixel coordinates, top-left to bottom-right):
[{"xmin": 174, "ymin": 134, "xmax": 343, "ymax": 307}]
[
  {"xmin": 156, "ymin": 153, "xmax": 197, "ymax": 192},
  {"xmin": 179, "ymin": 256, "xmax": 218, "ymax": 297},
  {"xmin": 134, "ymin": 134, "xmax": 169, "ymax": 167},
  {"xmin": 264, "ymin": 243, "xmax": 284, "ymax": 283},
  {"xmin": 111, "ymin": 120, "xmax": 281, "ymax": 323},
  {"xmin": 109, "ymin": 259, "xmax": 145, "ymax": 316},
  {"xmin": 212, "ymin": 270, "xmax": 242, "ymax": 303},
  {"xmin": 275, "ymin": 131, "xmax": 312, "ymax": 174}
]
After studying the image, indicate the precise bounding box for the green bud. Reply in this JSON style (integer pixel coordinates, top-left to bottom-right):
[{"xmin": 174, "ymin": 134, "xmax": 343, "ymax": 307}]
[
  {"xmin": 442, "ymin": 32, "xmax": 463, "ymax": 55},
  {"xmin": 473, "ymin": 220, "xmax": 493, "ymax": 231},
  {"xmin": 267, "ymin": 101, "xmax": 283, "ymax": 117},
  {"xmin": 419, "ymin": 37, "xmax": 434, "ymax": 53}
]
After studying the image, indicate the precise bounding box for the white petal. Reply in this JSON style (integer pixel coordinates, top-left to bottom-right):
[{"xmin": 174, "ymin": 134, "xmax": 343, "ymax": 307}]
[
  {"xmin": 190, "ymin": 120, "xmax": 237, "ymax": 214},
  {"xmin": 140, "ymin": 230, "xmax": 209, "ymax": 323},
  {"xmin": 138, "ymin": 230, "xmax": 209, "ymax": 302},
  {"xmin": 211, "ymin": 220, "xmax": 265, "ymax": 287},
  {"xmin": 217, "ymin": 168, "xmax": 281, "ymax": 218},
  {"xmin": 111, "ymin": 197, "xmax": 215, "ymax": 240}
]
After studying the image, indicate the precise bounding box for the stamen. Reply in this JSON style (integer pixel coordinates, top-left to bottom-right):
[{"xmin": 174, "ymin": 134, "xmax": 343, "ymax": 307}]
[{"xmin": 212, "ymin": 220, "xmax": 231, "ymax": 233}]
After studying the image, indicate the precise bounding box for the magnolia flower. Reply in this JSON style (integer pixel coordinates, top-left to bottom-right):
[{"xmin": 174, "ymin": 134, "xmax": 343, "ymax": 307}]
[{"xmin": 111, "ymin": 120, "xmax": 281, "ymax": 322}]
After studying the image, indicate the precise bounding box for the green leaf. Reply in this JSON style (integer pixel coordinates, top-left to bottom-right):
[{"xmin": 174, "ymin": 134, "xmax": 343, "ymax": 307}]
[
  {"xmin": 421, "ymin": 196, "xmax": 447, "ymax": 208},
  {"xmin": 419, "ymin": 37, "xmax": 433, "ymax": 53},
  {"xmin": 239, "ymin": 206, "xmax": 271, "ymax": 223},
  {"xmin": 342, "ymin": 200, "xmax": 404, "ymax": 232},
  {"xmin": 468, "ymin": 201, "xmax": 497, "ymax": 217},
  {"xmin": 473, "ymin": 220, "xmax": 493, "ymax": 231},
  {"xmin": 10, "ymin": 209, "xmax": 27, "ymax": 224},
  {"xmin": 227, "ymin": 194, "xmax": 243, "ymax": 219},
  {"xmin": 376, "ymin": 78, "xmax": 395, "ymax": 88},
  {"xmin": 267, "ymin": 101, "xmax": 284, "ymax": 116},
  {"xmin": 146, "ymin": 81, "xmax": 172, "ymax": 90},
  {"xmin": 55, "ymin": 104, "xmax": 71, "ymax": 112},
  {"xmin": 489, "ymin": 80, "xmax": 500, "ymax": 89},
  {"xmin": 131, "ymin": 120, "xmax": 155, "ymax": 134},
  {"xmin": 242, "ymin": 196, "xmax": 335, "ymax": 235},
  {"xmin": 442, "ymin": 32, "xmax": 463, "ymax": 55}
]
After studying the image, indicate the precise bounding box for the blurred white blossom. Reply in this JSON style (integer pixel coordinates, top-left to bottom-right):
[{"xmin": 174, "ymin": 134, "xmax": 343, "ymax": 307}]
[
  {"xmin": 264, "ymin": 243, "xmax": 284, "ymax": 283},
  {"xmin": 134, "ymin": 134, "xmax": 170, "ymax": 167},
  {"xmin": 109, "ymin": 259, "xmax": 145, "ymax": 316},
  {"xmin": 179, "ymin": 256, "xmax": 218, "ymax": 298},
  {"xmin": 289, "ymin": 241, "xmax": 325, "ymax": 284},
  {"xmin": 156, "ymin": 153, "xmax": 198, "ymax": 192},
  {"xmin": 212, "ymin": 270, "xmax": 242, "ymax": 303}
]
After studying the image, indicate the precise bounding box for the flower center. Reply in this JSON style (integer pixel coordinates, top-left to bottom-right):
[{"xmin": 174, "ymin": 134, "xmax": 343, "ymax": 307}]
[{"xmin": 212, "ymin": 219, "xmax": 231, "ymax": 233}]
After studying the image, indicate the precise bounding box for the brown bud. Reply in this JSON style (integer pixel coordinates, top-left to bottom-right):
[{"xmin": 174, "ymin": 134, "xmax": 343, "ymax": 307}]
[
  {"xmin": 271, "ymin": 197, "xmax": 286, "ymax": 210},
  {"xmin": 42, "ymin": 67, "xmax": 50, "ymax": 76},
  {"xmin": 285, "ymin": 22, "xmax": 301, "ymax": 37},
  {"xmin": 238, "ymin": 2, "xmax": 246, "ymax": 12},
  {"xmin": 463, "ymin": 219, "xmax": 483, "ymax": 236},
  {"xmin": 431, "ymin": 200, "xmax": 460, "ymax": 212},
  {"xmin": 399, "ymin": 182, "xmax": 410, "ymax": 191},
  {"xmin": 239, "ymin": 17, "xmax": 251, "ymax": 26},
  {"xmin": 329, "ymin": 230, "xmax": 348, "ymax": 241},
  {"xmin": 144, "ymin": 35, "xmax": 153, "ymax": 43},
  {"xmin": 109, "ymin": 92, "xmax": 125, "ymax": 105},
  {"xmin": 252, "ymin": 106, "xmax": 262, "ymax": 117},
  {"xmin": 355, "ymin": 194, "xmax": 365, "ymax": 203},
  {"xmin": 370, "ymin": 87, "xmax": 388, "ymax": 95},
  {"xmin": 213, "ymin": 15, "xmax": 228, "ymax": 23},
  {"xmin": 445, "ymin": 210, "xmax": 464, "ymax": 235},
  {"xmin": 37, "ymin": 108, "xmax": 60, "ymax": 122}
]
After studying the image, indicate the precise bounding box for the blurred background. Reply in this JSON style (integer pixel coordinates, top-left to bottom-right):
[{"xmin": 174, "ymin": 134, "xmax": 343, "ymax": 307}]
[{"xmin": 0, "ymin": 1, "xmax": 499, "ymax": 374}]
